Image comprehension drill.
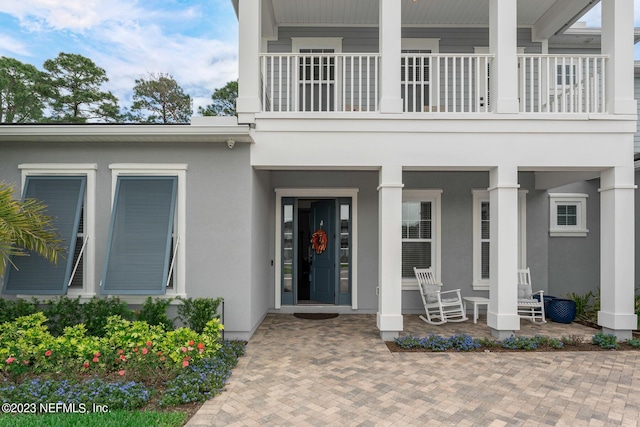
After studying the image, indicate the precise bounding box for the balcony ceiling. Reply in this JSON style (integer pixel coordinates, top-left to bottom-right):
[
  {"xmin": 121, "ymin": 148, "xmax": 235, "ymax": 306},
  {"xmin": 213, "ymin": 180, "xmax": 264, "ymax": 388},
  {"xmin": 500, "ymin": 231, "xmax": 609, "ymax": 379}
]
[
  {"xmin": 269, "ymin": 0, "xmax": 585, "ymax": 26},
  {"xmin": 253, "ymin": 0, "xmax": 599, "ymax": 39}
]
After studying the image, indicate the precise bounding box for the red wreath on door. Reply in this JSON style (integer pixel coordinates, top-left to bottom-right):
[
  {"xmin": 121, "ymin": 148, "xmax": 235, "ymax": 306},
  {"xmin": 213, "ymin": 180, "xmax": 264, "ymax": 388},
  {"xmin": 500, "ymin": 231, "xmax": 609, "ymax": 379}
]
[{"xmin": 311, "ymin": 229, "xmax": 328, "ymax": 254}]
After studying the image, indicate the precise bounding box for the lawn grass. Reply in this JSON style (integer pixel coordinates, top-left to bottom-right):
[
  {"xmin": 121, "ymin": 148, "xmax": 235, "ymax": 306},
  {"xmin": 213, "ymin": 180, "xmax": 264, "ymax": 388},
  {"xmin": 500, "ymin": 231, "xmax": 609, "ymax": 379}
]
[{"xmin": 0, "ymin": 410, "xmax": 187, "ymax": 427}]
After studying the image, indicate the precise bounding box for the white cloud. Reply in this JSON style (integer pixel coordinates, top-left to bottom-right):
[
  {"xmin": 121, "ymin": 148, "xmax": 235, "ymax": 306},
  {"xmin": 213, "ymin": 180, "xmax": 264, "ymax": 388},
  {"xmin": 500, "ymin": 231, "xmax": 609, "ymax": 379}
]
[
  {"xmin": 0, "ymin": 33, "xmax": 31, "ymax": 56},
  {"xmin": 81, "ymin": 21, "xmax": 237, "ymax": 110},
  {"xmin": 0, "ymin": 0, "xmax": 143, "ymax": 32},
  {"xmin": 581, "ymin": 0, "xmax": 640, "ymax": 27}
]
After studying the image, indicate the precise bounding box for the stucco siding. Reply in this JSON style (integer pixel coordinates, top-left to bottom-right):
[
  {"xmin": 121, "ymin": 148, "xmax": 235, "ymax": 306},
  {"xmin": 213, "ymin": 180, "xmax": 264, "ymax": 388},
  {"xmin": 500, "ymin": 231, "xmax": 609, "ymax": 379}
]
[
  {"xmin": 0, "ymin": 140, "xmax": 255, "ymax": 336},
  {"xmin": 547, "ymin": 179, "xmax": 601, "ymax": 298},
  {"xmin": 247, "ymin": 169, "xmax": 273, "ymax": 339}
]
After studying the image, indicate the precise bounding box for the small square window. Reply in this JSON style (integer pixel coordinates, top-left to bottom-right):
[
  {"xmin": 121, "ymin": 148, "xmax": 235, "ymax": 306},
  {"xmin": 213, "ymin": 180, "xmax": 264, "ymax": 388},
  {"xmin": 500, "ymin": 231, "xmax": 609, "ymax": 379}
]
[{"xmin": 549, "ymin": 194, "xmax": 588, "ymax": 237}]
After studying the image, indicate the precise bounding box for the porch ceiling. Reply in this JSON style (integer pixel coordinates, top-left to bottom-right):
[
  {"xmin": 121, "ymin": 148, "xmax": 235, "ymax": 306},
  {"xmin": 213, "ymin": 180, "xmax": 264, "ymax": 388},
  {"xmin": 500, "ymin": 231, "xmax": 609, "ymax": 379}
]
[{"xmin": 261, "ymin": 0, "xmax": 597, "ymax": 34}]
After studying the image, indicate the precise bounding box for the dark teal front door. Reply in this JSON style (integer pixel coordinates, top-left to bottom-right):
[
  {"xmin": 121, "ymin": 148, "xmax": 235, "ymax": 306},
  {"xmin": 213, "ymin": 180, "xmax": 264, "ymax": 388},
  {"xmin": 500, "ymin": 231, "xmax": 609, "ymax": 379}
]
[{"xmin": 310, "ymin": 200, "xmax": 335, "ymax": 304}]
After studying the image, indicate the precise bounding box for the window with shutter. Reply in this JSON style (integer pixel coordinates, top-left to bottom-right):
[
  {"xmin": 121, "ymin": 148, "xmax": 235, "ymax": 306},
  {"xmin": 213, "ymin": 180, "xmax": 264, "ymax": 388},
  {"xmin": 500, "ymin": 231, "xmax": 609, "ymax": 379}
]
[
  {"xmin": 102, "ymin": 176, "xmax": 177, "ymax": 295},
  {"xmin": 3, "ymin": 176, "xmax": 86, "ymax": 295}
]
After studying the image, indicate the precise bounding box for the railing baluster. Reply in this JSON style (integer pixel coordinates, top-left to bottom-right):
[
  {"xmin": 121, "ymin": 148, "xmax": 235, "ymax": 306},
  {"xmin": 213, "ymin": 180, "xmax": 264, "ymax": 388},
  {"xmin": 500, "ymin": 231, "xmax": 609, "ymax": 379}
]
[
  {"xmin": 537, "ymin": 57, "xmax": 541, "ymax": 113},
  {"xmin": 529, "ymin": 56, "xmax": 534, "ymax": 113},
  {"xmin": 357, "ymin": 56, "xmax": 362, "ymax": 111},
  {"xmin": 520, "ymin": 56, "xmax": 526, "ymax": 112},
  {"xmin": 466, "ymin": 56, "xmax": 471, "ymax": 112},
  {"xmin": 452, "ymin": 57, "xmax": 457, "ymax": 112}
]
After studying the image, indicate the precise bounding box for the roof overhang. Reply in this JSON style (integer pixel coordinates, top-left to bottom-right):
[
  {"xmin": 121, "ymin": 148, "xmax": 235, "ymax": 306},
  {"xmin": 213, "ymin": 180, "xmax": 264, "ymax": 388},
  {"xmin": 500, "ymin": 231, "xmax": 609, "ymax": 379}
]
[
  {"xmin": 550, "ymin": 26, "xmax": 640, "ymax": 50},
  {"xmin": 231, "ymin": 0, "xmax": 599, "ymax": 39},
  {"xmin": 0, "ymin": 117, "xmax": 253, "ymax": 144}
]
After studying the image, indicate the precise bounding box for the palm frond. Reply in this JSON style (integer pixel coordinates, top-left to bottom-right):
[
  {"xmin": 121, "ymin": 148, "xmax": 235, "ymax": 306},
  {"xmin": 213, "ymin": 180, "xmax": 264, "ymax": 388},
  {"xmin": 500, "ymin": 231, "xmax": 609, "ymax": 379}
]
[{"xmin": 0, "ymin": 182, "xmax": 65, "ymax": 277}]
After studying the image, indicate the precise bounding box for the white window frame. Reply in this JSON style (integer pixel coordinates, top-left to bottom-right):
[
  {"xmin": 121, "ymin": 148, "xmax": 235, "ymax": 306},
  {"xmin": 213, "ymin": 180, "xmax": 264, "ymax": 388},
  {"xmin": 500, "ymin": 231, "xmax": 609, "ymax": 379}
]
[
  {"xmin": 291, "ymin": 38, "xmax": 343, "ymax": 113},
  {"xmin": 472, "ymin": 190, "xmax": 490, "ymax": 290},
  {"xmin": 402, "ymin": 189, "xmax": 442, "ymax": 290},
  {"xmin": 402, "ymin": 38, "xmax": 440, "ymax": 53},
  {"xmin": 548, "ymin": 193, "xmax": 588, "ymax": 237},
  {"xmin": 472, "ymin": 189, "xmax": 527, "ymax": 290},
  {"xmin": 108, "ymin": 164, "xmax": 187, "ymax": 302},
  {"xmin": 291, "ymin": 38, "xmax": 343, "ymax": 54},
  {"xmin": 18, "ymin": 163, "xmax": 97, "ymax": 298}
]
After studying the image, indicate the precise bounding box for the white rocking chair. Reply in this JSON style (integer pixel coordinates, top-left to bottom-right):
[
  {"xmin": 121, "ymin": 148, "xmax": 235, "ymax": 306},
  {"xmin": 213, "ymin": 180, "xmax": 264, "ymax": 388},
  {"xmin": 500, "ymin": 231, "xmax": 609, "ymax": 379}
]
[
  {"xmin": 414, "ymin": 267, "xmax": 468, "ymax": 325},
  {"xmin": 517, "ymin": 268, "xmax": 546, "ymax": 324}
]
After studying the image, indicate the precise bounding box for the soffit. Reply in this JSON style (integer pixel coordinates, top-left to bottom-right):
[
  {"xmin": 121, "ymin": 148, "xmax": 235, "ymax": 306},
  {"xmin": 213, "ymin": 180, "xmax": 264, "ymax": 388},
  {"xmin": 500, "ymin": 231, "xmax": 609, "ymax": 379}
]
[{"xmin": 269, "ymin": 0, "xmax": 562, "ymax": 27}]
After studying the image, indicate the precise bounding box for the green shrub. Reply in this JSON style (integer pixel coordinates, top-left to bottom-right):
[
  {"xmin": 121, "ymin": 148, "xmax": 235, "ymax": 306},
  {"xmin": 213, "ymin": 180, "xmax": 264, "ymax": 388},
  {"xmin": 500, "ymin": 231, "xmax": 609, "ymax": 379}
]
[
  {"xmin": 0, "ymin": 313, "xmax": 224, "ymax": 382},
  {"xmin": 626, "ymin": 338, "xmax": 640, "ymax": 348},
  {"xmin": 561, "ymin": 334, "xmax": 585, "ymax": 346},
  {"xmin": 567, "ymin": 291, "xmax": 594, "ymax": 320},
  {"xmin": 136, "ymin": 297, "xmax": 174, "ymax": 330},
  {"xmin": 176, "ymin": 297, "xmax": 223, "ymax": 334},
  {"xmin": 532, "ymin": 335, "xmax": 564, "ymax": 349},
  {"xmin": 80, "ymin": 297, "xmax": 135, "ymax": 336},
  {"xmin": 0, "ymin": 298, "xmax": 38, "ymax": 324},
  {"xmin": 592, "ymin": 332, "xmax": 619, "ymax": 349},
  {"xmin": 42, "ymin": 296, "xmax": 83, "ymax": 336}
]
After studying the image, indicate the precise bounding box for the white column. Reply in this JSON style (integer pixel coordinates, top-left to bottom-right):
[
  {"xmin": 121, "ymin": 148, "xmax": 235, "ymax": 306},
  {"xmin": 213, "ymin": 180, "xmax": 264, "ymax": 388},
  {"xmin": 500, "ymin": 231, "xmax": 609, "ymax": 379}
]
[
  {"xmin": 378, "ymin": 0, "xmax": 403, "ymax": 114},
  {"xmin": 487, "ymin": 166, "xmax": 520, "ymax": 338},
  {"xmin": 377, "ymin": 165, "xmax": 403, "ymax": 340},
  {"xmin": 599, "ymin": 166, "xmax": 637, "ymax": 339},
  {"xmin": 237, "ymin": 0, "xmax": 262, "ymax": 124},
  {"xmin": 489, "ymin": 0, "xmax": 519, "ymax": 113},
  {"xmin": 602, "ymin": 0, "xmax": 637, "ymax": 115}
]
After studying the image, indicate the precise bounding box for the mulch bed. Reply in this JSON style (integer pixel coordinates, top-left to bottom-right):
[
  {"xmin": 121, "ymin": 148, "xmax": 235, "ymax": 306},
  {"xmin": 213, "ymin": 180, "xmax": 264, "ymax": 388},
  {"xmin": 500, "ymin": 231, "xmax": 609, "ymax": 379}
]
[
  {"xmin": 387, "ymin": 319, "xmax": 640, "ymax": 352},
  {"xmin": 385, "ymin": 341, "xmax": 640, "ymax": 353}
]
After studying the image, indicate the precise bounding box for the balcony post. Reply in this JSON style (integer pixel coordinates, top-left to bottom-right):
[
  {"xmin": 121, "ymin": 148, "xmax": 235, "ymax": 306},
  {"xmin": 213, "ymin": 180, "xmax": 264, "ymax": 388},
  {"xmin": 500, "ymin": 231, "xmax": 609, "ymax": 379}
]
[
  {"xmin": 489, "ymin": 0, "xmax": 519, "ymax": 113},
  {"xmin": 487, "ymin": 166, "xmax": 521, "ymax": 339},
  {"xmin": 599, "ymin": 166, "xmax": 638, "ymax": 339},
  {"xmin": 378, "ymin": 0, "xmax": 403, "ymax": 113},
  {"xmin": 602, "ymin": 0, "xmax": 637, "ymax": 115},
  {"xmin": 377, "ymin": 165, "xmax": 404, "ymax": 340},
  {"xmin": 237, "ymin": 0, "xmax": 262, "ymax": 124}
]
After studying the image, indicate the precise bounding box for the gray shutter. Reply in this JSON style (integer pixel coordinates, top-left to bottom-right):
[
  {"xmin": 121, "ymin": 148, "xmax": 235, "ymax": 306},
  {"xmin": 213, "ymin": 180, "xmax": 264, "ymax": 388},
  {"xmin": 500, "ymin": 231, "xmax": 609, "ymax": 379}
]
[
  {"xmin": 3, "ymin": 176, "xmax": 85, "ymax": 295},
  {"xmin": 101, "ymin": 176, "xmax": 177, "ymax": 295}
]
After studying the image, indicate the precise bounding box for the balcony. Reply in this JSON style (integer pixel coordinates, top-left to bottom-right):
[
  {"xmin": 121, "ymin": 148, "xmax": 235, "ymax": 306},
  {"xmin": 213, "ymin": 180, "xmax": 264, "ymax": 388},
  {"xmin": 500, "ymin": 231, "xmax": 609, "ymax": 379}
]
[{"xmin": 258, "ymin": 53, "xmax": 607, "ymax": 115}]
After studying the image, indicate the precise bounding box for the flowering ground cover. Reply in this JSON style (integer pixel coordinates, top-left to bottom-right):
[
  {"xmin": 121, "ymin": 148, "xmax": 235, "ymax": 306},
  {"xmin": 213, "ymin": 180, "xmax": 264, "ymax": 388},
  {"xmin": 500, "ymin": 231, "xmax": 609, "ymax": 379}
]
[
  {"xmin": 0, "ymin": 312, "xmax": 245, "ymax": 425},
  {"xmin": 387, "ymin": 332, "xmax": 640, "ymax": 352}
]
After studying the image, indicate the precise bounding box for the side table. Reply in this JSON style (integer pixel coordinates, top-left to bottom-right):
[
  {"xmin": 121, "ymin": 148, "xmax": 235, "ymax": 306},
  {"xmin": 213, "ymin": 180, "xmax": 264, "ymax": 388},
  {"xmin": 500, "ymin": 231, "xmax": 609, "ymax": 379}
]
[{"xmin": 462, "ymin": 296, "xmax": 489, "ymax": 324}]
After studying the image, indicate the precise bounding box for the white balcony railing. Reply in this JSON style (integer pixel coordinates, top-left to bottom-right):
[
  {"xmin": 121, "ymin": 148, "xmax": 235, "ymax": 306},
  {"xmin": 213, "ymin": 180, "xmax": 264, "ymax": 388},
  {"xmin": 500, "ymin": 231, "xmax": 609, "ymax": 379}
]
[
  {"xmin": 401, "ymin": 54, "xmax": 493, "ymax": 113},
  {"xmin": 260, "ymin": 54, "xmax": 380, "ymax": 112},
  {"xmin": 518, "ymin": 55, "xmax": 607, "ymax": 114},
  {"xmin": 258, "ymin": 53, "xmax": 606, "ymax": 115}
]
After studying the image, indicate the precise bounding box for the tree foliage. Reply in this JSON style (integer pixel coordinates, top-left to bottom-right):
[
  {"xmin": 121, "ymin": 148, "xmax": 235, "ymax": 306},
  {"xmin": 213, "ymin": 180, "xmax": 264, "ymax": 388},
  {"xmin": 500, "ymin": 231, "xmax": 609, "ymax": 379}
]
[
  {"xmin": 43, "ymin": 52, "xmax": 119, "ymax": 123},
  {"xmin": 198, "ymin": 80, "xmax": 237, "ymax": 117},
  {"xmin": 130, "ymin": 73, "xmax": 192, "ymax": 124},
  {"xmin": 0, "ymin": 57, "xmax": 47, "ymax": 123},
  {"xmin": 0, "ymin": 183, "xmax": 64, "ymax": 278}
]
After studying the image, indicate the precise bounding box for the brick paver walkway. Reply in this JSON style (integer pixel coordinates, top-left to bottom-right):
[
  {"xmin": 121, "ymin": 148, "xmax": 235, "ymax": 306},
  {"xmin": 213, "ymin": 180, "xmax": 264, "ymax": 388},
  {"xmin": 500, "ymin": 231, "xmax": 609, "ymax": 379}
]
[{"xmin": 186, "ymin": 314, "xmax": 640, "ymax": 426}]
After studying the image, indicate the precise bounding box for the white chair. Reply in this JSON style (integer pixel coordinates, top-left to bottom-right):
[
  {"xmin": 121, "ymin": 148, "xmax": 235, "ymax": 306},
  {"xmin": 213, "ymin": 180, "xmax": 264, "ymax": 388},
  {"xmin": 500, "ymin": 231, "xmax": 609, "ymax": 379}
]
[
  {"xmin": 414, "ymin": 267, "xmax": 468, "ymax": 325},
  {"xmin": 517, "ymin": 268, "xmax": 546, "ymax": 324}
]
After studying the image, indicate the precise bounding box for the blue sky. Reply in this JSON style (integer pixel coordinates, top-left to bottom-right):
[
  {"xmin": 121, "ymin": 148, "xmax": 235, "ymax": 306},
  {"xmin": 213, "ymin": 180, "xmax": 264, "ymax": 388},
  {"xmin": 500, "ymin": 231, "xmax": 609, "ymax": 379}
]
[
  {"xmin": 0, "ymin": 1, "xmax": 637, "ymax": 113},
  {"xmin": 0, "ymin": 0, "xmax": 239, "ymax": 112}
]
